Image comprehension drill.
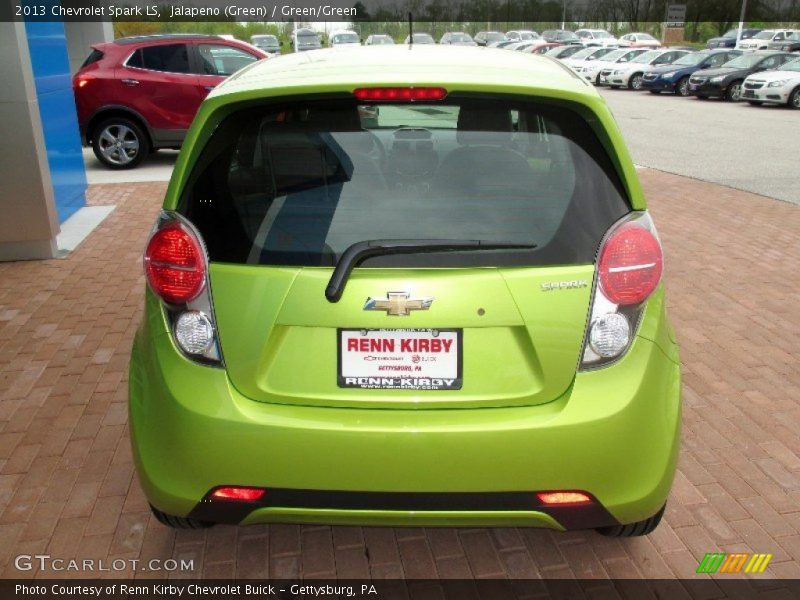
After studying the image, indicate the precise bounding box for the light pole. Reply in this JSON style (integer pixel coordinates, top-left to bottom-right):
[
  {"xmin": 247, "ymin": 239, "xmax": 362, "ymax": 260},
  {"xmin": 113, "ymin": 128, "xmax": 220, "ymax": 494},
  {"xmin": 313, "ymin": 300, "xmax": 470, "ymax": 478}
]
[
  {"xmin": 736, "ymin": 0, "xmax": 748, "ymax": 44},
  {"xmin": 561, "ymin": 0, "xmax": 566, "ymax": 29}
]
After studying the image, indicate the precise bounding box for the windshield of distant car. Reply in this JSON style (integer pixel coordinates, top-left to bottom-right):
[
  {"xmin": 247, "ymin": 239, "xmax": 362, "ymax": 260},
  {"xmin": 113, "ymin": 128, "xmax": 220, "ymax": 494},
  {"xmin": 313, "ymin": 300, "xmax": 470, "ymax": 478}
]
[
  {"xmin": 601, "ymin": 50, "xmax": 627, "ymax": 62},
  {"xmin": 779, "ymin": 58, "xmax": 800, "ymax": 71},
  {"xmin": 370, "ymin": 36, "xmax": 394, "ymax": 45},
  {"xmin": 570, "ymin": 48, "xmax": 597, "ymax": 59},
  {"xmin": 252, "ymin": 35, "xmax": 277, "ymax": 45},
  {"xmin": 450, "ymin": 33, "xmax": 473, "ymax": 42},
  {"xmin": 410, "ymin": 34, "xmax": 435, "ymax": 44},
  {"xmin": 631, "ymin": 50, "xmax": 660, "ymax": 63},
  {"xmin": 638, "ymin": 34, "xmax": 657, "ymax": 41},
  {"xmin": 180, "ymin": 97, "xmax": 630, "ymax": 268},
  {"xmin": 332, "ymin": 33, "xmax": 359, "ymax": 44},
  {"xmin": 723, "ymin": 54, "xmax": 764, "ymax": 68},
  {"xmin": 486, "ymin": 32, "xmax": 506, "ymax": 42},
  {"xmin": 786, "ymin": 32, "xmax": 799, "ymax": 41},
  {"xmin": 754, "ymin": 31, "xmax": 775, "ymax": 39},
  {"xmin": 297, "ymin": 34, "xmax": 318, "ymax": 44},
  {"xmin": 673, "ymin": 53, "xmax": 706, "ymax": 66},
  {"xmin": 723, "ymin": 30, "xmax": 738, "ymax": 38},
  {"xmin": 593, "ymin": 31, "xmax": 614, "ymax": 38},
  {"xmin": 520, "ymin": 32, "xmax": 539, "ymax": 40}
]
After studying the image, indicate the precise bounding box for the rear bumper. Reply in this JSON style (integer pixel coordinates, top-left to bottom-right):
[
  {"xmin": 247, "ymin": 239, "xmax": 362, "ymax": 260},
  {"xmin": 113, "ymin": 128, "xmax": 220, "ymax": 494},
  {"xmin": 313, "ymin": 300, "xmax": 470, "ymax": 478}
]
[{"xmin": 129, "ymin": 300, "xmax": 681, "ymax": 530}]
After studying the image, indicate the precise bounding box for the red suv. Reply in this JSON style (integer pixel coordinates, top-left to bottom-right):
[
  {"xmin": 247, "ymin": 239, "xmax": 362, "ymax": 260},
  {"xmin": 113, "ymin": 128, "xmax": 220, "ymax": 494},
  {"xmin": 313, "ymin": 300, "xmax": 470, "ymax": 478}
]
[{"xmin": 73, "ymin": 34, "xmax": 267, "ymax": 169}]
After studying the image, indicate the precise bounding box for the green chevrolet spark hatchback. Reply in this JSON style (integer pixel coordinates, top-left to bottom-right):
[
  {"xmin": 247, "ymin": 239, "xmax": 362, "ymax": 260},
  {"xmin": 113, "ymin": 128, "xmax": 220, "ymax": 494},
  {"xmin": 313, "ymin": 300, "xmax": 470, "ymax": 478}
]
[{"xmin": 130, "ymin": 46, "xmax": 681, "ymax": 535}]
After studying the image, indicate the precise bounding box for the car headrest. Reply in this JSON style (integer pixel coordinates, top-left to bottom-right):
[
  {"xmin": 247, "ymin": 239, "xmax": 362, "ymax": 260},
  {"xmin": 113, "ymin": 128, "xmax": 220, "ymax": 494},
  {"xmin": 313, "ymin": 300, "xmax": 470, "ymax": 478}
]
[{"xmin": 457, "ymin": 106, "xmax": 513, "ymax": 145}]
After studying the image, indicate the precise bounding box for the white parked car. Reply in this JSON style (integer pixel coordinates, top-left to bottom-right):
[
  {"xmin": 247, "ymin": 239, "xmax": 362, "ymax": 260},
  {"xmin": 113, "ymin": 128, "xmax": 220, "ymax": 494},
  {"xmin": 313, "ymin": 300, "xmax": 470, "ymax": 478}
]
[
  {"xmin": 598, "ymin": 48, "xmax": 692, "ymax": 89},
  {"xmin": 575, "ymin": 29, "xmax": 619, "ymax": 47},
  {"xmin": 737, "ymin": 29, "xmax": 795, "ymax": 51},
  {"xmin": 618, "ymin": 33, "xmax": 661, "ymax": 48},
  {"xmin": 329, "ymin": 30, "xmax": 361, "ymax": 48},
  {"xmin": 560, "ymin": 47, "xmax": 615, "ymax": 70},
  {"xmin": 506, "ymin": 30, "xmax": 539, "ymax": 42},
  {"xmin": 573, "ymin": 48, "xmax": 648, "ymax": 84},
  {"xmin": 742, "ymin": 57, "xmax": 800, "ymax": 108}
]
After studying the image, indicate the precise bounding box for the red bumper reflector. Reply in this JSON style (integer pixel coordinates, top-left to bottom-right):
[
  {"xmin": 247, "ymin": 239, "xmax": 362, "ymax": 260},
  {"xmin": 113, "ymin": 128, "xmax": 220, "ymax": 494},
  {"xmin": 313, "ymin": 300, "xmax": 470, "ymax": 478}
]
[
  {"xmin": 537, "ymin": 492, "xmax": 592, "ymax": 505},
  {"xmin": 353, "ymin": 87, "xmax": 447, "ymax": 102},
  {"xmin": 211, "ymin": 487, "xmax": 266, "ymax": 502}
]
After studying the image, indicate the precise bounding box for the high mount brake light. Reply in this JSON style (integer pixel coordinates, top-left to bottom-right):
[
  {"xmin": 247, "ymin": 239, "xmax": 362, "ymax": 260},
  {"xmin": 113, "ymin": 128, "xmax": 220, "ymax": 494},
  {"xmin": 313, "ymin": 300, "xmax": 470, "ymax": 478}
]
[
  {"xmin": 598, "ymin": 224, "xmax": 663, "ymax": 306},
  {"xmin": 353, "ymin": 87, "xmax": 448, "ymax": 102},
  {"xmin": 144, "ymin": 223, "xmax": 206, "ymax": 305}
]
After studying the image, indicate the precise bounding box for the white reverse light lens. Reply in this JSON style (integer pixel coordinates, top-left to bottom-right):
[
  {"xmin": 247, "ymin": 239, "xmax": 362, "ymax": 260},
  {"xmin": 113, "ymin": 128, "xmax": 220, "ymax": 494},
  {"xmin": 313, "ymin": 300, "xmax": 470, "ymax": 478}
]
[
  {"xmin": 174, "ymin": 311, "xmax": 215, "ymax": 354},
  {"xmin": 589, "ymin": 313, "xmax": 631, "ymax": 358}
]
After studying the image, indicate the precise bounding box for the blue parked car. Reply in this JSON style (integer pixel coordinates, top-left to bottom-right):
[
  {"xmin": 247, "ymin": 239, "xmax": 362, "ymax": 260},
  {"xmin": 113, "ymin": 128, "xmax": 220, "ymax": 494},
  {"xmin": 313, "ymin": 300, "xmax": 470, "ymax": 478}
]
[{"xmin": 641, "ymin": 49, "xmax": 741, "ymax": 96}]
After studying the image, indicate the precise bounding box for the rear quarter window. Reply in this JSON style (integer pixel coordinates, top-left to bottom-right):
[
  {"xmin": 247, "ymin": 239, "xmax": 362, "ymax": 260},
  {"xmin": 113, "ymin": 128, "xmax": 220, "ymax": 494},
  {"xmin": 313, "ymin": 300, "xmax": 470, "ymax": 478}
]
[
  {"xmin": 178, "ymin": 96, "xmax": 631, "ymax": 268},
  {"xmin": 80, "ymin": 49, "xmax": 104, "ymax": 69}
]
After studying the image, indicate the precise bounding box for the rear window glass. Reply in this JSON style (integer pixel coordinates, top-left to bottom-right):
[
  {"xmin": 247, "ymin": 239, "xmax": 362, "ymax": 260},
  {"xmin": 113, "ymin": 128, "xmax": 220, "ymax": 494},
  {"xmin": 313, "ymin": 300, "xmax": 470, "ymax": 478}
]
[
  {"xmin": 179, "ymin": 96, "xmax": 630, "ymax": 268},
  {"xmin": 81, "ymin": 49, "xmax": 104, "ymax": 68}
]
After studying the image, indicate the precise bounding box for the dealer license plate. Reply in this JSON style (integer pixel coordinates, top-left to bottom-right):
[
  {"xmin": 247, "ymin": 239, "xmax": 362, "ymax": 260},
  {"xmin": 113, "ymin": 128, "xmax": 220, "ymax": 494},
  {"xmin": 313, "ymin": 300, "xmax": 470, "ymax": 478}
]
[
  {"xmin": 338, "ymin": 329, "xmax": 462, "ymax": 390},
  {"xmin": 743, "ymin": 90, "xmax": 756, "ymax": 98}
]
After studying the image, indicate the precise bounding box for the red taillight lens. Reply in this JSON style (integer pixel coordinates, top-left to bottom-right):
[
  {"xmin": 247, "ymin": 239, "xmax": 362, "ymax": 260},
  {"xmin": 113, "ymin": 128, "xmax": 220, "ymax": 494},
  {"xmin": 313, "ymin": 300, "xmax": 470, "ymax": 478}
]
[
  {"xmin": 144, "ymin": 223, "xmax": 206, "ymax": 305},
  {"xmin": 598, "ymin": 223, "xmax": 663, "ymax": 306},
  {"xmin": 353, "ymin": 87, "xmax": 447, "ymax": 102},
  {"xmin": 537, "ymin": 492, "xmax": 592, "ymax": 505},
  {"xmin": 211, "ymin": 487, "xmax": 266, "ymax": 502}
]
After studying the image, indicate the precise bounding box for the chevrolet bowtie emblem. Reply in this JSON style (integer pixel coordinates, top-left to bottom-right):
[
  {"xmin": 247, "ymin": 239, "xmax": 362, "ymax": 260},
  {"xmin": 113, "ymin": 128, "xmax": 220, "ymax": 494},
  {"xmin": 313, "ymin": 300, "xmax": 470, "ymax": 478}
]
[{"xmin": 364, "ymin": 292, "xmax": 433, "ymax": 316}]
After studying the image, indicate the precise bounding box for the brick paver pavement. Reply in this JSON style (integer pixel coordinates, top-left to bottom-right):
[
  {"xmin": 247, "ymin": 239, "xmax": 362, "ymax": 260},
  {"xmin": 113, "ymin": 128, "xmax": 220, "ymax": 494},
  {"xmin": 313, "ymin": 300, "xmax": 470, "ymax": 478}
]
[{"xmin": 0, "ymin": 171, "xmax": 799, "ymax": 582}]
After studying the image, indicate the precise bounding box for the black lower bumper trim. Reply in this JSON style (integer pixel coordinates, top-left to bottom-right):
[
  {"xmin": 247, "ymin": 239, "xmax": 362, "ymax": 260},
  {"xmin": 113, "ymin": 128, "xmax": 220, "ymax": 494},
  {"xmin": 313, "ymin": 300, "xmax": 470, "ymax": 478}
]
[{"xmin": 187, "ymin": 488, "xmax": 620, "ymax": 530}]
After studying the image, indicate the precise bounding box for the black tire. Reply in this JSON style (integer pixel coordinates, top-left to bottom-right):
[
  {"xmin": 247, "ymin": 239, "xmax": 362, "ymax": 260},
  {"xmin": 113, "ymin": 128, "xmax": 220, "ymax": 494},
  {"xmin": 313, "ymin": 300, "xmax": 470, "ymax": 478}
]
[
  {"xmin": 790, "ymin": 86, "xmax": 800, "ymax": 110},
  {"xmin": 649, "ymin": 90, "xmax": 661, "ymax": 94},
  {"xmin": 696, "ymin": 95, "xmax": 708, "ymax": 100},
  {"xmin": 609, "ymin": 85, "xmax": 619, "ymax": 90},
  {"xmin": 596, "ymin": 504, "xmax": 665, "ymax": 538},
  {"xmin": 628, "ymin": 73, "xmax": 644, "ymax": 90},
  {"xmin": 150, "ymin": 504, "xmax": 213, "ymax": 529},
  {"xmin": 747, "ymin": 100, "xmax": 763, "ymax": 106},
  {"xmin": 725, "ymin": 80, "xmax": 744, "ymax": 102},
  {"xmin": 91, "ymin": 117, "xmax": 148, "ymax": 169},
  {"xmin": 676, "ymin": 77, "xmax": 691, "ymax": 97}
]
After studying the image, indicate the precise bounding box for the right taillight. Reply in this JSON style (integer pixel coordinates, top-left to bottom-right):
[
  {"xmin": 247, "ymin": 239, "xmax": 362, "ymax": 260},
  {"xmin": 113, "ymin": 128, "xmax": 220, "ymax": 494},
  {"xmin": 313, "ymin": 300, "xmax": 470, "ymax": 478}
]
[
  {"xmin": 580, "ymin": 212, "xmax": 663, "ymax": 369},
  {"xmin": 144, "ymin": 213, "xmax": 222, "ymax": 366}
]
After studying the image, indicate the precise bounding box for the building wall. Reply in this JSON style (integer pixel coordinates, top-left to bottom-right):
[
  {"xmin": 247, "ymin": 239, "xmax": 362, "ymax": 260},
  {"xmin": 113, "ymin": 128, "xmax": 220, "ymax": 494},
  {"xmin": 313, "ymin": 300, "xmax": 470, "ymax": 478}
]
[
  {"xmin": 64, "ymin": 21, "xmax": 114, "ymax": 74},
  {"xmin": 0, "ymin": 21, "xmax": 60, "ymax": 260},
  {"xmin": 24, "ymin": 19, "xmax": 88, "ymax": 223}
]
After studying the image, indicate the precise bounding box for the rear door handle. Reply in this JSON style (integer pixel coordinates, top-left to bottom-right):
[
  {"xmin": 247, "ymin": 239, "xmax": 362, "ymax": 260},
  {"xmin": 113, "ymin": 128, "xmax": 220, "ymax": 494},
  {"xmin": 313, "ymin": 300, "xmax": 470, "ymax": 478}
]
[{"xmin": 121, "ymin": 78, "xmax": 140, "ymax": 86}]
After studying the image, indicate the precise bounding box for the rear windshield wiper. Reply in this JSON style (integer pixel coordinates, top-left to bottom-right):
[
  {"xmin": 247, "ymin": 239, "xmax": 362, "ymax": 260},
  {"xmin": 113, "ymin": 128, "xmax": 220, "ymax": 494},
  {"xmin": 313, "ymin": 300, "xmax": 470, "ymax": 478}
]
[{"xmin": 325, "ymin": 239, "xmax": 537, "ymax": 303}]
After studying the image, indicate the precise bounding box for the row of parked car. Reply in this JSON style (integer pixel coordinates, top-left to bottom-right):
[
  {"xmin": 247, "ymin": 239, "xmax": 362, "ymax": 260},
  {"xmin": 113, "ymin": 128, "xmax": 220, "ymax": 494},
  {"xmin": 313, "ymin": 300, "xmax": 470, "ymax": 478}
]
[{"xmin": 547, "ymin": 45, "xmax": 800, "ymax": 108}]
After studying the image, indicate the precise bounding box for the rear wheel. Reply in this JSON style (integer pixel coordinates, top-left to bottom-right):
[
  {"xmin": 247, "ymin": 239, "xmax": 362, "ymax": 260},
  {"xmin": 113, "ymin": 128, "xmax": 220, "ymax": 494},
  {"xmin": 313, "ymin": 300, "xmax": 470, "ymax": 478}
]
[
  {"xmin": 649, "ymin": 90, "xmax": 661, "ymax": 94},
  {"xmin": 747, "ymin": 100, "xmax": 763, "ymax": 106},
  {"xmin": 790, "ymin": 86, "xmax": 800, "ymax": 109},
  {"xmin": 150, "ymin": 505, "xmax": 213, "ymax": 529},
  {"xmin": 91, "ymin": 117, "xmax": 148, "ymax": 169},
  {"xmin": 725, "ymin": 80, "xmax": 743, "ymax": 102},
  {"xmin": 676, "ymin": 77, "xmax": 691, "ymax": 97},
  {"xmin": 629, "ymin": 73, "xmax": 644, "ymax": 90},
  {"xmin": 596, "ymin": 504, "xmax": 665, "ymax": 538}
]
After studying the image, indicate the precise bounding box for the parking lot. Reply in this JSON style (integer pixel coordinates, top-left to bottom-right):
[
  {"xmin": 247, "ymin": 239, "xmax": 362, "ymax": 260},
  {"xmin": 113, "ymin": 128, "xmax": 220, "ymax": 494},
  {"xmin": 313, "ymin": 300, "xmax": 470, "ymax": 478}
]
[
  {"xmin": 599, "ymin": 88, "xmax": 799, "ymax": 205},
  {"xmin": 1, "ymin": 62, "xmax": 799, "ymax": 588}
]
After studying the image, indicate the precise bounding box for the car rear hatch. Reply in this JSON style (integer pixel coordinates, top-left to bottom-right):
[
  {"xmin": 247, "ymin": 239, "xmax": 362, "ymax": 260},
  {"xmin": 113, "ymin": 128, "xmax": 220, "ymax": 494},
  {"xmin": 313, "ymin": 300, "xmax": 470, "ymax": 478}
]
[{"xmin": 178, "ymin": 93, "xmax": 631, "ymax": 409}]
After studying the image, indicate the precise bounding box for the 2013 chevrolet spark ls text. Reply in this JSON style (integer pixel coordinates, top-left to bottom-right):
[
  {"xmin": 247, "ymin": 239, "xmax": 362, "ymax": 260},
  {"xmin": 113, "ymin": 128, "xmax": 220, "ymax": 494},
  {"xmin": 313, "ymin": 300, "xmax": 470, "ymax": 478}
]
[{"xmin": 129, "ymin": 46, "xmax": 681, "ymax": 536}]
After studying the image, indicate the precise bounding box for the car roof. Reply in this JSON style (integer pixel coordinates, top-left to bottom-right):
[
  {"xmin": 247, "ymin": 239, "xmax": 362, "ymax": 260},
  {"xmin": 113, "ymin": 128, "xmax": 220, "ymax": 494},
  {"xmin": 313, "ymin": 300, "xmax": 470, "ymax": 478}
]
[
  {"xmin": 114, "ymin": 34, "xmax": 222, "ymax": 45},
  {"xmin": 215, "ymin": 46, "xmax": 591, "ymax": 98}
]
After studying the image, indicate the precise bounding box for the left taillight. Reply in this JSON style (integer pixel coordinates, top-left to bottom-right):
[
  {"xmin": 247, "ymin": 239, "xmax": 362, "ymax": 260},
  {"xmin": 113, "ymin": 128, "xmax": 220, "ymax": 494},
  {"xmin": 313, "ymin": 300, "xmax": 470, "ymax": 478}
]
[
  {"xmin": 144, "ymin": 222, "xmax": 206, "ymax": 305},
  {"xmin": 580, "ymin": 212, "xmax": 663, "ymax": 369},
  {"xmin": 144, "ymin": 213, "xmax": 222, "ymax": 365}
]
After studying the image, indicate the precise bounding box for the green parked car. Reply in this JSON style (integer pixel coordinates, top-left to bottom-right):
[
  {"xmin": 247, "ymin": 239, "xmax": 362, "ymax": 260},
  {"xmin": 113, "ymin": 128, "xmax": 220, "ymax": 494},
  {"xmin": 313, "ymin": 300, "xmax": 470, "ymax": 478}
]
[{"xmin": 130, "ymin": 46, "xmax": 681, "ymax": 535}]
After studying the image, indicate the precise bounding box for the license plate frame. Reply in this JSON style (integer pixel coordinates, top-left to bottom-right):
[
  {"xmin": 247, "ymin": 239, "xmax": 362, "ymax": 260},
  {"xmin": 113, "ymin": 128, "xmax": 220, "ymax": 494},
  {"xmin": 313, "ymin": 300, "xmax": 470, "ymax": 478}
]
[{"xmin": 337, "ymin": 328, "xmax": 463, "ymax": 390}]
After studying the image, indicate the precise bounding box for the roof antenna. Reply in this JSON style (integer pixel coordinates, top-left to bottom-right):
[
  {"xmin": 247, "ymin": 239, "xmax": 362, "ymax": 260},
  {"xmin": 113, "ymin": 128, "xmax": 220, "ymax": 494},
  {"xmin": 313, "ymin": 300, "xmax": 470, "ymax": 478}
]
[{"xmin": 408, "ymin": 12, "xmax": 413, "ymax": 46}]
